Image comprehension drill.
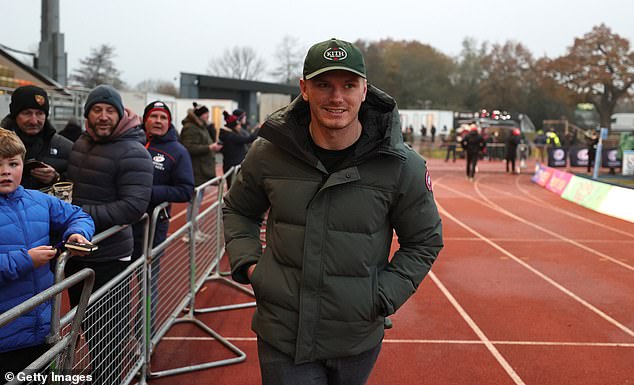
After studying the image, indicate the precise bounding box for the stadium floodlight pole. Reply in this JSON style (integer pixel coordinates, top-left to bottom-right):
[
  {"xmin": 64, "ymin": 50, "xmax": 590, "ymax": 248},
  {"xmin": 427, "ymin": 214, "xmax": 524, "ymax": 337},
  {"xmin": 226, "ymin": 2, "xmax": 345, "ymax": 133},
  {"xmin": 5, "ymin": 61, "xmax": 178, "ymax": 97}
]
[{"xmin": 592, "ymin": 127, "xmax": 608, "ymax": 179}]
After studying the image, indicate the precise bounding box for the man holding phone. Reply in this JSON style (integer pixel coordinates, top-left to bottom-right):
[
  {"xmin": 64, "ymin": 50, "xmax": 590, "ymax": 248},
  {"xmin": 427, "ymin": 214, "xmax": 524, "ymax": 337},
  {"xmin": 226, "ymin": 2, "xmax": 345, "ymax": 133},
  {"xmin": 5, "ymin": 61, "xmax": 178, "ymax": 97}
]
[{"xmin": 1, "ymin": 85, "xmax": 73, "ymax": 190}]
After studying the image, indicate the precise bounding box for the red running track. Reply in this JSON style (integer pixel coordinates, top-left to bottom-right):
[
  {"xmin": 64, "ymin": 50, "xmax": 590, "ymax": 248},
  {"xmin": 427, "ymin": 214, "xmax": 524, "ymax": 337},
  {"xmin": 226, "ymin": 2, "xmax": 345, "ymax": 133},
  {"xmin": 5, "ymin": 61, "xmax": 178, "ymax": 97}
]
[{"xmin": 147, "ymin": 158, "xmax": 634, "ymax": 385}]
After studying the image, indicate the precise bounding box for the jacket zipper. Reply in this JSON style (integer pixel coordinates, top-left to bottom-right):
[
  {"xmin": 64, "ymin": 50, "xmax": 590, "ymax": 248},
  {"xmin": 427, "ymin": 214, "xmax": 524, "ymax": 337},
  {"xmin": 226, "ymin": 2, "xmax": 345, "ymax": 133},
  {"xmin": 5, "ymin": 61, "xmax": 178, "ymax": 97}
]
[{"xmin": 13, "ymin": 196, "xmax": 41, "ymax": 335}]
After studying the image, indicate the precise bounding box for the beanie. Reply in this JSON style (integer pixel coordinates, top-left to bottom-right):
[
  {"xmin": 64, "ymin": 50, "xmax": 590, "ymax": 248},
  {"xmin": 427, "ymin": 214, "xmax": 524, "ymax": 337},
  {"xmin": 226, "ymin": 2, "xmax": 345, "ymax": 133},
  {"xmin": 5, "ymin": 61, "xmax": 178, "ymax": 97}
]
[
  {"xmin": 193, "ymin": 102, "xmax": 209, "ymax": 117},
  {"xmin": 223, "ymin": 110, "xmax": 238, "ymax": 129},
  {"xmin": 232, "ymin": 108, "xmax": 246, "ymax": 119},
  {"xmin": 143, "ymin": 100, "xmax": 172, "ymax": 126},
  {"xmin": 84, "ymin": 85, "xmax": 124, "ymax": 119},
  {"xmin": 9, "ymin": 85, "xmax": 50, "ymax": 118}
]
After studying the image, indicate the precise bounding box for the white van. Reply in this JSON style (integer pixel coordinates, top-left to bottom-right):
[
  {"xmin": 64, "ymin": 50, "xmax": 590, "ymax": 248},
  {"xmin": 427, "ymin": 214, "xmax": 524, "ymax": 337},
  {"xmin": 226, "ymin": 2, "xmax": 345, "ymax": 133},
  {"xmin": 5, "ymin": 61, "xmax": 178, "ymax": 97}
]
[{"xmin": 611, "ymin": 113, "xmax": 634, "ymax": 131}]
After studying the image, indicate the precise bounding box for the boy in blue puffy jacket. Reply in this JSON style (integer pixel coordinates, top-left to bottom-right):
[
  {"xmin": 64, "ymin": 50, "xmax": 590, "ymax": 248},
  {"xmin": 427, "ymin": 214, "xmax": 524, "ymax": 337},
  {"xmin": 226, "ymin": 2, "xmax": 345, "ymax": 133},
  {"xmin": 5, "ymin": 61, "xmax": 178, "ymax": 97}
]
[{"xmin": 0, "ymin": 128, "xmax": 95, "ymax": 376}]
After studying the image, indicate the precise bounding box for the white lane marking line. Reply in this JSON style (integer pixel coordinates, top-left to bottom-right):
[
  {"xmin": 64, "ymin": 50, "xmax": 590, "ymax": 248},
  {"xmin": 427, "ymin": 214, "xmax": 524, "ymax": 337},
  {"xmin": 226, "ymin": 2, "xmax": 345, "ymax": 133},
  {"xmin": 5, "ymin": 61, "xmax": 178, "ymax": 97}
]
[
  {"xmin": 438, "ymin": 180, "xmax": 634, "ymax": 272},
  {"xmin": 487, "ymin": 341, "xmax": 634, "ymax": 347},
  {"xmin": 444, "ymin": 237, "xmax": 634, "ymax": 244},
  {"xmin": 499, "ymin": 177, "xmax": 634, "ymax": 238},
  {"xmin": 429, "ymin": 271, "xmax": 526, "ymax": 385},
  {"xmin": 170, "ymin": 206, "xmax": 188, "ymax": 221},
  {"xmin": 442, "ymin": 173, "xmax": 634, "ymax": 239},
  {"xmin": 436, "ymin": 201, "xmax": 634, "ymax": 339},
  {"xmin": 159, "ymin": 336, "xmax": 634, "ymax": 348},
  {"xmin": 162, "ymin": 336, "xmax": 257, "ymax": 341},
  {"xmin": 170, "ymin": 191, "xmax": 220, "ymax": 222}
]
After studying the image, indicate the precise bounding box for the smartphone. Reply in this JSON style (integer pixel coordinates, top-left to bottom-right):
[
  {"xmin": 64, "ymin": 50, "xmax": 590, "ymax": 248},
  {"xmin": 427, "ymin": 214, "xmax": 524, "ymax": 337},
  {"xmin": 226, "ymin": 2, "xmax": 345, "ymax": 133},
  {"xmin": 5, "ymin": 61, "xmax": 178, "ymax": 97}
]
[
  {"xmin": 64, "ymin": 241, "xmax": 99, "ymax": 253},
  {"xmin": 24, "ymin": 159, "xmax": 48, "ymax": 173}
]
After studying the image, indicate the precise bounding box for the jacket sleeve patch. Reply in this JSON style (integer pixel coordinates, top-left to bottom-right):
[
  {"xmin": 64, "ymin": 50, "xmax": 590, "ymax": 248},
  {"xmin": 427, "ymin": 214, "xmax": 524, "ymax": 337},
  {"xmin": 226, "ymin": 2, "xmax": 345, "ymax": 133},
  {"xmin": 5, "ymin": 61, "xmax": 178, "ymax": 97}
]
[{"xmin": 425, "ymin": 169, "xmax": 433, "ymax": 192}]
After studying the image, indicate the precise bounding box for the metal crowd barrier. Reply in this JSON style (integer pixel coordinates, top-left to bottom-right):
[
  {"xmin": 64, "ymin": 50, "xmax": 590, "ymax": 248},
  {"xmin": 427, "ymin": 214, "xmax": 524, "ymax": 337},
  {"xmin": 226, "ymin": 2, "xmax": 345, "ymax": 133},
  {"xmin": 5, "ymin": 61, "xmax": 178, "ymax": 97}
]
[
  {"xmin": 194, "ymin": 166, "xmax": 257, "ymax": 314},
  {"xmin": 4, "ymin": 165, "xmax": 259, "ymax": 383},
  {"xmin": 146, "ymin": 169, "xmax": 246, "ymax": 378},
  {"xmin": 144, "ymin": 201, "xmax": 193, "ymax": 359},
  {"xmin": 486, "ymin": 143, "xmax": 506, "ymax": 160},
  {"xmin": 0, "ymin": 267, "xmax": 94, "ymax": 385},
  {"xmin": 55, "ymin": 218, "xmax": 149, "ymax": 385}
]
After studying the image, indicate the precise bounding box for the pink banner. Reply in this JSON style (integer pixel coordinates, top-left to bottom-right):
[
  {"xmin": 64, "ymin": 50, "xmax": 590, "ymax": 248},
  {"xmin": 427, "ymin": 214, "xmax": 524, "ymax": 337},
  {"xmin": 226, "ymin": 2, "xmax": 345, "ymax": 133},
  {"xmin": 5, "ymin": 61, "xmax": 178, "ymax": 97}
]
[
  {"xmin": 532, "ymin": 164, "xmax": 554, "ymax": 187},
  {"xmin": 545, "ymin": 169, "xmax": 573, "ymax": 195}
]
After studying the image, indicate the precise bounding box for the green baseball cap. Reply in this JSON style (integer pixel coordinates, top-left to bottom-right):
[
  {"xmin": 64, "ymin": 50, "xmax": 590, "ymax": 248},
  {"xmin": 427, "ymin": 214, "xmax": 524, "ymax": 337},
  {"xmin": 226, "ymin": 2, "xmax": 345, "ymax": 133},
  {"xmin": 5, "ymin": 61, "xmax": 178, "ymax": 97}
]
[{"xmin": 303, "ymin": 38, "xmax": 366, "ymax": 80}]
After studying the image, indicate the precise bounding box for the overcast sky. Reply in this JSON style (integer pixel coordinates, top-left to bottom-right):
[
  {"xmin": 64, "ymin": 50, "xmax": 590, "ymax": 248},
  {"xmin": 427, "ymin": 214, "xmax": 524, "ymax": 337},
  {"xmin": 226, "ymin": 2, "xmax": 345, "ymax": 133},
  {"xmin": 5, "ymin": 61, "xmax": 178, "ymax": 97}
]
[{"xmin": 1, "ymin": 0, "xmax": 632, "ymax": 87}]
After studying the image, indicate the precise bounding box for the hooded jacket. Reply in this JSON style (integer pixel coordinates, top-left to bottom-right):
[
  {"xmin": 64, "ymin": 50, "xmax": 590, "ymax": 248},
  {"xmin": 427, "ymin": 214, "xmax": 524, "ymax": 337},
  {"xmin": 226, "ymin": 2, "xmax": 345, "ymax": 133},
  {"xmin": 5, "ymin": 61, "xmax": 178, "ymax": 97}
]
[
  {"xmin": 132, "ymin": 123, "xmax": 194, "ymax": 257},
  {"xmin": 461, "ymin": 131, "xmax": 485, "ymax": 155},
  {"xmin": 2, "ymin": 115, "xmax": 73, "ymax": 190},
  {"xmin": 505, "ymin": 134, "xmax": 521, "ymax": 160},
  {"xmin": 223, "ymin": 85, "xmax": 443, "ymax": 363},
  {"xmin": 179, "ymin": 111, "xmax": 216, "ymax": 186},
  {"xmin": 218, "ymin": 126, "xmax": 259, "ymax": 172},
  {"xmin": 0, "ymin": 187, "xmax": 94, "ymax": 352},
  {"xmin": 66, "ymin": 108, "xmax": 153, "ymax": 262}
]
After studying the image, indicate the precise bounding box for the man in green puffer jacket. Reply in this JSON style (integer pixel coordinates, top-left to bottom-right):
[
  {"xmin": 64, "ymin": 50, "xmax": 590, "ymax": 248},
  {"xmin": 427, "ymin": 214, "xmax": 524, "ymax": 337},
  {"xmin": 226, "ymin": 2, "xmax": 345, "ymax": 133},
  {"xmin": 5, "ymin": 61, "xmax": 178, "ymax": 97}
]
[{"xmin": 223, "ymin": 38, "xmax": 443, "ymax": 385}]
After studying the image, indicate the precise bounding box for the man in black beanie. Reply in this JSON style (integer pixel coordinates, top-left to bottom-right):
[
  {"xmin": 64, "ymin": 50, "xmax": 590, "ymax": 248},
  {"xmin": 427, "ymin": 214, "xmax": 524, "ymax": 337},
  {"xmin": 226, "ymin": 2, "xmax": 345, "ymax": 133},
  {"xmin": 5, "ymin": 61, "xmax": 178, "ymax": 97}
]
[{"xmin": 1, "ymin": 85, "xmax": 73, "ymax": 190}]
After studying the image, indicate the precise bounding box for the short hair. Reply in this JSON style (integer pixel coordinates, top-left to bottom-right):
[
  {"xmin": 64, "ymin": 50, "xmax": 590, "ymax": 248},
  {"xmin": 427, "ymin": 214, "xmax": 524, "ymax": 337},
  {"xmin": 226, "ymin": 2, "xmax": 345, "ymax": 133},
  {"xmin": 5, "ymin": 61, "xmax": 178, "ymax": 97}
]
[{"xmin": 0, "ymin": 127, "xmax": 26, "ymax": 159}]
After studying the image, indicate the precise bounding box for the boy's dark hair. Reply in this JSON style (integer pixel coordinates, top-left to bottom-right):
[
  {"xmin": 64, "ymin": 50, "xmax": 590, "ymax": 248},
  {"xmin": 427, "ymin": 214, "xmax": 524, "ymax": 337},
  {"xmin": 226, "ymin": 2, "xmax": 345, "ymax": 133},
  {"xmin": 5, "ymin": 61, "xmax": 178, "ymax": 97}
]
[{"xmin": 0, "ymin": 127, "xmax": 26, "ymax": 159}]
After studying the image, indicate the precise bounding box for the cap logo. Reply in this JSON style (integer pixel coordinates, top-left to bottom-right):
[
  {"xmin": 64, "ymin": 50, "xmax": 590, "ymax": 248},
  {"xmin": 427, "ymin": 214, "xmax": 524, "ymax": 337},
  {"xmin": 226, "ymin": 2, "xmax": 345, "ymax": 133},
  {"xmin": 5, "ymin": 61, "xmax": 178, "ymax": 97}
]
[
  {"xmin": 35, "ymin": 95, "xmax": 46, "ymax": 106},
  {"xmin": 324, "ymin": 47, "xmax": 347, "ymax": 61}
]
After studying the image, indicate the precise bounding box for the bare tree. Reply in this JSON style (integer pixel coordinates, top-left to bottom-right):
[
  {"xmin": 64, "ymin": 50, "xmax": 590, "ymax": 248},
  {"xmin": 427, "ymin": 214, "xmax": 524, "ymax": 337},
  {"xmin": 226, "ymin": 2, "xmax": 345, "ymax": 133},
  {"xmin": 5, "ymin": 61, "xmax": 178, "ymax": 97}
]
[
  {"xmin": 136, "ymin": 78, "xmax": 179, "ymax": 97},
  {"xmin": 207, "ymin": 46, "xmax": 266, "ymax": 80},
  {"xmin": 270, "ymin": 35, "xmax": 304, "ymax": 84},
  {"xmin": 70, "ymin": 44, "xmax": 125, "ymax": 89}
]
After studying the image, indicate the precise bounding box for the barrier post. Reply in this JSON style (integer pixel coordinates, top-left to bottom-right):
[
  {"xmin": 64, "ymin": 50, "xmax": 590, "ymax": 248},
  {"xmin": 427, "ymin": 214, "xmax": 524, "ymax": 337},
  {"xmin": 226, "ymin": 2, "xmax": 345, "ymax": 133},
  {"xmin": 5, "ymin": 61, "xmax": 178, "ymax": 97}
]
[
  {"xmin": 56, "ymin": 220, "xmax": 148, "ymax": 385},
  {"xmin": 147, "ymin": 176, "xmax": 246, "ymax": 378},
  {"xmin": 194, "ymin": 166, "xmax": 256, "ymax": 314},
  {"xmin": 1, "ymin": 268, "xmax": 95, "ymax": 383},
  {"xmin": 592, "ymin": 127, "xmax": 608, "ymax": 179}
]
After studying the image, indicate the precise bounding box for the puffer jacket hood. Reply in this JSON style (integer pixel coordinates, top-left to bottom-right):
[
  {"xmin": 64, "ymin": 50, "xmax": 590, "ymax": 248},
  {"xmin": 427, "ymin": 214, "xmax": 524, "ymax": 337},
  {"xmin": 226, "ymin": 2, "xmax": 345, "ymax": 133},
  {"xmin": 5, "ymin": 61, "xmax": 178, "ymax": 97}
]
[
  {"xmin": 143, "ymin": 122, "xmax": 179, "ymax": 144},
  {"xmin": 181, "ymin": 109, "xmax": 206, "ymax": 129},
  {"xmin": 84, "ymin": 107, "xmax": 141, "ymax": 142},
  {"xmin": 259, "ymin": 84, "xmax": 407, "ymax": 172},
  {"xmin": 2, "ymin": 114, "xmax": 57, "ymax": 142},
  {"xmin": 2, "ymin": 115, "xmax": 73, "ymax": 190}
]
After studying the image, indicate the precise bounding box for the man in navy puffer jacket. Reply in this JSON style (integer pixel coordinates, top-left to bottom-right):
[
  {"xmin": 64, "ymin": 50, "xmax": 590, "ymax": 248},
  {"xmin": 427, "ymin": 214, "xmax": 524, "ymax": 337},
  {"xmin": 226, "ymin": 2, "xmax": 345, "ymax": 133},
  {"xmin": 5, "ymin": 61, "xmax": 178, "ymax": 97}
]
[{"xmin": 132, "ymin": 101, "xmax": 194, "ymax": 332}]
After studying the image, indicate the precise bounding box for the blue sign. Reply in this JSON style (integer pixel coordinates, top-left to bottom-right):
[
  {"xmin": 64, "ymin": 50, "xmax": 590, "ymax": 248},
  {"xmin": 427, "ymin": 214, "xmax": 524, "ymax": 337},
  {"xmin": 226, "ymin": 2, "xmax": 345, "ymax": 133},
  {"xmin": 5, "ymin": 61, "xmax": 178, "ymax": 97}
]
[{"xmin": 600, "ymin": 127, "xmax": 609, "ymax": 140}]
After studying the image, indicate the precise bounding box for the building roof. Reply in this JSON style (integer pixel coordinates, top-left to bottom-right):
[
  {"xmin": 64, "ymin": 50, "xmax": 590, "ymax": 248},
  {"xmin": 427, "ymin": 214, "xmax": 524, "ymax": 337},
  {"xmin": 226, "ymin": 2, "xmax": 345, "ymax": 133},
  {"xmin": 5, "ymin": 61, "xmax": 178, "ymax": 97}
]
[
  {"xmin": 180, "ymin": 72, "xmax": 299, "ymax": 97},
  {"xmin": 0, "ymin": 45, "xmax": 66, "ymax": 93}
]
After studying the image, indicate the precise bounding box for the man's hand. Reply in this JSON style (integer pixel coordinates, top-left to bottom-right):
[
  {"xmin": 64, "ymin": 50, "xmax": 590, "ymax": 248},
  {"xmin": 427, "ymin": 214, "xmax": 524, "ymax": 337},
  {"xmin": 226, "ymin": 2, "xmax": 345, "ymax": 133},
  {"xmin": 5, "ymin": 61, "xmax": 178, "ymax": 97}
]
[
  {"xmin": 247, "ymin": 264, "xmax": 257, "ymax": 280},
  {"xmin": 30, "ymin": 163, "xmax": 59, "ymax": 184},
  {"xmin": 28, "ymin": 245, "xmax": 57, "ymax": 268},
  {"xmin": 210, "ymin": 142, "xmax": 223, "ymax": 152},
  {"xmin": 66, "ymin": 233, "xmax": 93, "ymax": 256}
]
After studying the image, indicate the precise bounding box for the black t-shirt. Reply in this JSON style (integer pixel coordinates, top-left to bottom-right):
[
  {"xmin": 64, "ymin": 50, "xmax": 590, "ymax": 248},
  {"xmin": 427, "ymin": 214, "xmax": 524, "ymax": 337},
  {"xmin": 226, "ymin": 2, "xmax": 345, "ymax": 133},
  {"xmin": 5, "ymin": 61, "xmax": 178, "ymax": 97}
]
[{"xmin": 309, "ymin": 135, "xmax": 358, "ymax": 173}]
